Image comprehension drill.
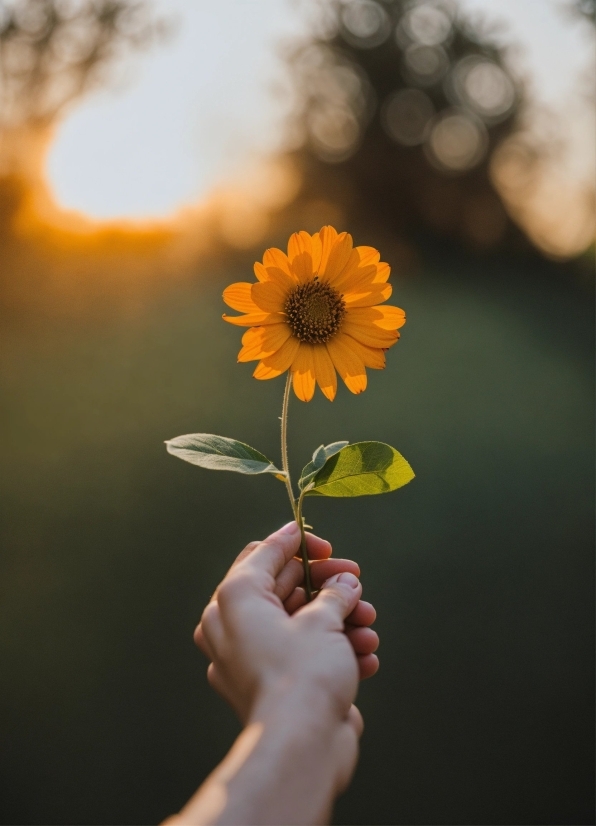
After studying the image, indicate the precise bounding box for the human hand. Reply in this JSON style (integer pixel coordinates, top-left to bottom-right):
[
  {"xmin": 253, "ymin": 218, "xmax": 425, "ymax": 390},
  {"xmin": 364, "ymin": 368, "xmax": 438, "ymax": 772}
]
[
  {"xmin": 195, "ymin": 523, "xmax": 378, "ymax": 727},
  {"xmin": 268, "ymin": 532, "xmax": 379, "ymax": 679},
  {"xmin": 177, "ymin": 523, "xmax": 380, "ymax": 823}
]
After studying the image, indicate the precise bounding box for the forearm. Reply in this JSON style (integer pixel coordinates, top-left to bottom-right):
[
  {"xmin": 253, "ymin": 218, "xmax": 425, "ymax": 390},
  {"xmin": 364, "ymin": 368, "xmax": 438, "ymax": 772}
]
[{"xmin": 173, "ymin": 687, "xmax": 346, "ymax": 826}]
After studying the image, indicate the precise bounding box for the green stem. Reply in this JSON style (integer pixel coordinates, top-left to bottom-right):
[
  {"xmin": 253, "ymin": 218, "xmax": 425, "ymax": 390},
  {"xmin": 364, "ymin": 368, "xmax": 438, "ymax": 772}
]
[
  {"xmin": 296, "ymin": 488, "xmax": 313, "ymax": 601},
  {"xmin": 280, "ymin": 373, "xmax": 295, "ymax": 511},
  {"xmin": 280, "ymin": 373, "xmax": 313, "ymax": 601}
]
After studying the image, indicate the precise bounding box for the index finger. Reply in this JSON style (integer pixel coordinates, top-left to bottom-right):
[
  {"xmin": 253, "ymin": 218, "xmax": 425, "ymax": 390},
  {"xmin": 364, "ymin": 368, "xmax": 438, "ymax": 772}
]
[
  {"xmin": 302, "ymin": 532, "xmax": 332, "ymax": 560},
  {"xmin": 209, "ymin": 526, "xmax": 328, "ymax": 606},
  {"xmin": 237, "ymin": 521, "xmax": 302, "ymax": 582}
]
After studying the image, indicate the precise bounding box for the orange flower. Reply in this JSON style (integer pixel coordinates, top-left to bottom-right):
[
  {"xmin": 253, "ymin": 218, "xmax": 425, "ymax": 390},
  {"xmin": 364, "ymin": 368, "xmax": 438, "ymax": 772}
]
[{"xmin": 222, "ymin": 226, "xmax": 406, "ymax": 402}]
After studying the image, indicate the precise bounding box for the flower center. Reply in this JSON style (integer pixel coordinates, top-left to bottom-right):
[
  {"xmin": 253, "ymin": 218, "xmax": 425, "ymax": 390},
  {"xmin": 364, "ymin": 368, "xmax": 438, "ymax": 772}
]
[{"xmin": 284, "ymin": 278, "xmax": 346, "ymax": 344}]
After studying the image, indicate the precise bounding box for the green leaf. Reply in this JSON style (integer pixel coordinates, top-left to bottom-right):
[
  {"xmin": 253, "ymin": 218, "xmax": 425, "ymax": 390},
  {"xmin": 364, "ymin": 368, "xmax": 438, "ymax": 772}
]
[
  {"xmin": 304, "ymin": 441, "xmax": 414, "ymax": 497},
  {"xmin": 165, "ymin": 434, "xmax": 282, "ymax": 476},
  {"xmin": 298, "ymin": 441, "xmax": 349, "ymax": 490}
]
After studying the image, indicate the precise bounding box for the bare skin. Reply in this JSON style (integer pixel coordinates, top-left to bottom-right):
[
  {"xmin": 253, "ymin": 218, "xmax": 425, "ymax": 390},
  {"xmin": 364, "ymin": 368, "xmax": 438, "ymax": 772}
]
[{"xmin": 167, "ymin": 521, "xmax": 379, "ymax": 825}]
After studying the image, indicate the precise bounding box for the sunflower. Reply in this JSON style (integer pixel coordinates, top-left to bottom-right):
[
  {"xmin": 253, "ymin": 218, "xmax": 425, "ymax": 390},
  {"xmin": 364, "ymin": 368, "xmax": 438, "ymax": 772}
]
[{"xmin": 222, "ymin": 226, "xmax": 406, "ymax": 402}]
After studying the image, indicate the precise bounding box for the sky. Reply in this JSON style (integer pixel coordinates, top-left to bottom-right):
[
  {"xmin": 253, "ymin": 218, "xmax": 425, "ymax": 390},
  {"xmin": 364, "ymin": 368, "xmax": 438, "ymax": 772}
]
[{"xmin": 46, "ymin": 0, "xmax": 594, "ymax": 220}]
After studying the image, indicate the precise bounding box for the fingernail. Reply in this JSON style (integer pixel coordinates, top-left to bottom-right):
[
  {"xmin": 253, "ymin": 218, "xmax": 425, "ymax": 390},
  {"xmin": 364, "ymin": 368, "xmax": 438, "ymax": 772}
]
[
  {"xmin": 279, "ymin": 521, "xmax": 300, "ymax": 535},
  {"xmin": 337, "ymin": 572, "xmax": 360, "ymax": 589}
]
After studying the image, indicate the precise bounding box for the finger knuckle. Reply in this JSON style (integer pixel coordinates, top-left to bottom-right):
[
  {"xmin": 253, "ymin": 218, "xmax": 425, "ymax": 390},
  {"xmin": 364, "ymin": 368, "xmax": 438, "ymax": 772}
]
[
  {"xmin": 217, "ymin": 571, "xmax": 253, "ymax": 607},
  {"xmin": 319, "ymin": 590, "xmax": 351, "ymax": 620},
  {"xmin": 206, "ymin": 662, "xmax": 220, "ymax": 689},
  {"xmin": 192, "ymin": 623, "xmax": 203, "ymax": 647},
  {"xmin": 200, "ymin": 601, "xmax": 220, "ymax": 632}
]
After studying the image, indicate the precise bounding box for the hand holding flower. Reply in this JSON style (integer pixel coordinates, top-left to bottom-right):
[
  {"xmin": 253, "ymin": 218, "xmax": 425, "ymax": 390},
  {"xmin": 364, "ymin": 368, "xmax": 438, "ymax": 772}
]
[
  {"xmin": 172, "ymin": 522, "xmax": 377, "ymax": 825},
  {"xmin": 164, "ymin": 227, "xmax": 415, "ymax": 825},
  {"xmin": 166, "ymin": 227, "xmax": 414, "ymax": 598},
  {"xmin": 194, "ymin": 523, "xmax": 380, "ymax": 720}
]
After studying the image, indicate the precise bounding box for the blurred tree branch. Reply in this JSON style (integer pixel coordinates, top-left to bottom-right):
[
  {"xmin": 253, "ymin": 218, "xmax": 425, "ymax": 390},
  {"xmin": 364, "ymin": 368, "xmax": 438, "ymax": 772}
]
[
  {"xmin": 566, "ymin": 0, "xmax": 596, "ymax": 25},
  {"xmin": 280, "ymin": 0, "xmax": 535, "ymax": 253},
  {"xmin": 0, "ymin": 0, "xmax": 166, "ymax": 132}
]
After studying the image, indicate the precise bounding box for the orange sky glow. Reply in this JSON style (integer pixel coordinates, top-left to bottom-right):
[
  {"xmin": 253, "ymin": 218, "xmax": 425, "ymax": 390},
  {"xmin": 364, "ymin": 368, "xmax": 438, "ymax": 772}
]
[{"xmin": 2, "ymin": 0, "xmax": 594, "ymax": 262}]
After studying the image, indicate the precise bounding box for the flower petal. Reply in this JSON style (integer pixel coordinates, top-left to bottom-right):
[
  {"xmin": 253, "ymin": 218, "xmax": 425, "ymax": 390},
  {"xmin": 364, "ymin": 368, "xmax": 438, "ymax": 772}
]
[
  {"xmin": 346, "ymin": 305, "xmax": 406, "ymax": 330},
  {"xmin": 338, "ymin": 259, "xmax": 391, "ymax": 295},
  {"xmin": 253, "ymin": 262, "xmax": 270, "ymax": 282},
  {"xmin": 263, "ymin": 247, "xmax": 292, "ymax": 276},
  {"xmin": 322, "ymin": 232, "xmax": 354, "ymax": 285},
  {"xmin": 330, "ymin": 249, "xmax": 363, "ymax": 291},
  {"xmin": 287, "ymin": 232, "xmax": 315, "ymax": 283},
  {"xmin": 342, "ymin": 320, "xmax": 399, "ymax": 349},
  {"xmin": 287, "ymin": 230, "xmax": 312, "ymax": 260},
  {"xmin": 310, "ymin": 232, "xmax": 322, "ymax": 273},
  {"xmin": 343, "ymin": 283, "xmax": 393, "ymax": 307},
  {"xmin": 290, "ymin": 252, "xmax": 314, "ymax": 284},
  {"xmin": 251, "ymin": 281, "xmax": 288, "ymax": 313},
  {"xmin": 313, "ymin": 344, "xmax": 337, "ymax": 401},
  {"xmin": 373, "ymin": 262, "xmax": 391, "ymax": 283},
  {"xmin": 263, "ymin": 266, "xmax": 296, "ymax": 292},
  {"xmin": 334, "ymin": 261, "xmax": 377, "ymax": 294},
  {"xmin": 355, "ymin": 246, "xmax": 381, "ymax": 267},
  {"xmin": 317, "ymin": 226, "xmax": 339, "ymax": 275},
  {"xmin": 291, "ymin": 344, "xmax": 316, "ymax": 402},
  {"xmin": 327, "ymin": 333, "xmax": 367, "ymax": 394},
  {"xmin": 343, "ymin": 335, "xmax": 386, "ymax": 369},
  {"xmin": 238, "ymin": 323, "xmax": 291, "ymax": 362},
  {"xmin": 253, "ymin": 336, "xmax": 301, "ymax": 379},
  {"xmin": 223, "ymin": 312, "xmax": 285, "ymax": 327},
  {"xmin": 253, "ymin": 362, "xmax": 280, "ymax": 380},
  {"xmin": 223, "ymin": 282, "xmax": 260, "ymax": 312}
]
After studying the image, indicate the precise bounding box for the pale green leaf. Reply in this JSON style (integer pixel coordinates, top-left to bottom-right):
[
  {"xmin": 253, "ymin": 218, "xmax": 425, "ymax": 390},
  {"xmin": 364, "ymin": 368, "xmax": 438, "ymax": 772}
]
[
  {"xmin": 165, "ymin": 433, "xmax": 282, "ymax": 476},
  {"xmin": 304, "ymin": 441, "xmax": 414, "ymax": 497}
]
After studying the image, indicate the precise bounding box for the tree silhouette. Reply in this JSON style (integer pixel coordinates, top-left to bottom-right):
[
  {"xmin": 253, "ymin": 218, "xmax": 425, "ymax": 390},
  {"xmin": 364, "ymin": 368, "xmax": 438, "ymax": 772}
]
[
  {"xmin": 284, "ymin": 0, "xmax": 532, "ymax": 251},
  {"xmin": 0, "ymin": 0, "xmax": 164, "ymax": 131}
]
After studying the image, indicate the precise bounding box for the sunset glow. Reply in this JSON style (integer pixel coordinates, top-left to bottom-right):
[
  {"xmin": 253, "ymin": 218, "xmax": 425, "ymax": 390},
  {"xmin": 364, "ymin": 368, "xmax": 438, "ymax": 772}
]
[
  {"xmin": 45, "ymin": 0, "xmax": 309, "ymax": 220},
  {"xmin": 39, "ymin": 0, "xmax": 594, "ymax": 261}
]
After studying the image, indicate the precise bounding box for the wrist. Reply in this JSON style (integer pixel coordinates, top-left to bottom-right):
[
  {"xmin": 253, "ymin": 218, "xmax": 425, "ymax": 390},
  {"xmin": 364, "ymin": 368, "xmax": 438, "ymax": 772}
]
[
  {"xmin": 232, "ymin": 682, "xmax": 344, "ymax": 825},
  {"xmin": 176, "ymin": 686, "xmax": 348, "ymax": 826},
  {"xmin": 250, "ymin": 674, "xmax": 342, "ymax": 735}
]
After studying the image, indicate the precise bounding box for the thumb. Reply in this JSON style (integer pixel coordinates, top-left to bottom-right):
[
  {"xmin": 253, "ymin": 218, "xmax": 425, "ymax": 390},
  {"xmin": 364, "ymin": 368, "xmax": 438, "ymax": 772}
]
[{"xmin": 299, "ymin": 572, "xmax": 362, "ymax": 630}]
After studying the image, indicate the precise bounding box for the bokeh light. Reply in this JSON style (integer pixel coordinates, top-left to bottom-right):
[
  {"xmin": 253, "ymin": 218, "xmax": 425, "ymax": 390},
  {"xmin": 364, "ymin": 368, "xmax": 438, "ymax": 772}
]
[
  {"xmin": 451, "ymin": 55, "xmax": 517, "ymax": 122},
  {"xmin": 296, "ymin": 44, "xmax": 371, "ymax": 163},
  {"xmin": 397, "ymin": 1, "xmax": 454, "ymax": 47},
  {"xmin": 340, "ymin": 0, "xmax": 391, "ymax": 49},
  {"xmin": 425, "ymin": 109, "xmax": 487, "ymax": 171},
  {"xmin": 403, "ymin": 43, "xmax": 449, "ymax": 86}
]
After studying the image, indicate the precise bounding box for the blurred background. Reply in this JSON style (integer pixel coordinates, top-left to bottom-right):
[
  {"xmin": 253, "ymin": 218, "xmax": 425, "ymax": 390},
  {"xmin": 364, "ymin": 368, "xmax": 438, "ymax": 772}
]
[{"xmin": 0, "ymin": 1, "xmax": 594, "ymax": 824}]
